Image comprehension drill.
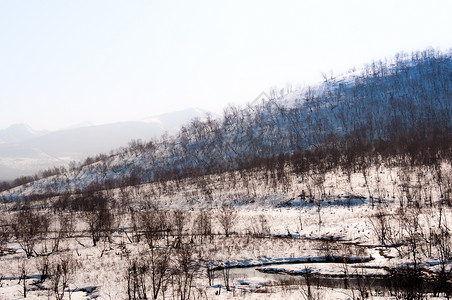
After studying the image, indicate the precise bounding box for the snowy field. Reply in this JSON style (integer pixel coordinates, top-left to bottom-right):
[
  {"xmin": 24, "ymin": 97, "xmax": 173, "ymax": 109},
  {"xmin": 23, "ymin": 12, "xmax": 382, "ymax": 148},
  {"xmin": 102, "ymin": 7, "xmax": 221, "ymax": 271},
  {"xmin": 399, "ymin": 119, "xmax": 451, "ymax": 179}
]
[{"xmin": 1, "ymin": 163, "xmax": 452, "ymax": 299}]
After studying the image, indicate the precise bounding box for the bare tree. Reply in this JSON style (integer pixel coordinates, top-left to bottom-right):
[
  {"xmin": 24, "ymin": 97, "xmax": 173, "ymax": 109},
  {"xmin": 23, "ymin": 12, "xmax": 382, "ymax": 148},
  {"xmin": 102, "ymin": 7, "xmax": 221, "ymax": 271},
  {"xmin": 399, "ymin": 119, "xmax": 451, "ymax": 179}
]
[
  {"xmin": 221, "ymin": 246, "xmax": 233, "ymax": 292},
  {"xmin": 50, "ymin": 255, "xmax": 76, "ymax": 300},
  {"xmin": 369, "ymin": 208, "xmax": 393, "ymax": 246},
  {"xmin": 18, "ymin": 259, "xmax": 28, "ymax": 298},
  {"xmin": 58, "ymin": 212, "xmax": 75, "ymax": 238},
  {"xmin": 125, "ymin": 258, "xmax": 148, "ymax": 300},
  {"xmin": 12, "ymin": 209, "xmax": 49, "ymax": 258},
  {"xmin": 80, "ymin": 192, "xmax": 114, "ymax": 246},
  {"xmin": 432, "ymin": 218, "xmax": 452, "ymax": 296},
  {"xmin": 194, "ymin": 210, "xmax": 212, "ymax": 243},
  {"xmin": 35, "ymin": 255, "xmax": 50, "ymax": 283},
  {"xmin": 171, "ymin": 209, "xmax": 187, "ymax": 248},
  {"xmin": 148, "ymin": 247, "xmax": 171, "ymax": 300},
  {"xmin": 140, "ymin": 207, "xmax": 168, "ymax": 249},
  {"xmin": 300, "ymin": 266, "xmax": 313, "ymax": 300},
  {"xmin": 400, "ymin": 208, "xmax": 424, "ymax": 271},
  {"xmin": 0, "ymin": 215, "xmax": 10, "ymax": 254},
  {"xmin": 174, "ymin": 243, "xmax": 199, "ymax": 300},
  {"xmin": 217, "ymin": 205, "xmax": 238, "ymax": 238}
]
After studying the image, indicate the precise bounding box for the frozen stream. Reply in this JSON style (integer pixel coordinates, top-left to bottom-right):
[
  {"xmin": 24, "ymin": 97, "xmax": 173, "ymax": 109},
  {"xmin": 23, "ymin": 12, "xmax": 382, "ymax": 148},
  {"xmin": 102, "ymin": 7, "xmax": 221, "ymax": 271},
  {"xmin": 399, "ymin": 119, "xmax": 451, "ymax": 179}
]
[{"xmin": 214, "ymin": 260, "xmax": 390, "ymax": 290}]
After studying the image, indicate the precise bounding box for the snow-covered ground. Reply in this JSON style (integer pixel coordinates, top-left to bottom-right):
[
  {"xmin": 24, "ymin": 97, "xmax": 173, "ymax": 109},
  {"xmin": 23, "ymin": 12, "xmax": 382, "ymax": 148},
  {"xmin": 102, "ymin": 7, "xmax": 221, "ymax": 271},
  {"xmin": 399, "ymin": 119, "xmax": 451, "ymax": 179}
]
[{"xmin": 1, "ymin": 161, "xmax": 452, "ymax": 299}]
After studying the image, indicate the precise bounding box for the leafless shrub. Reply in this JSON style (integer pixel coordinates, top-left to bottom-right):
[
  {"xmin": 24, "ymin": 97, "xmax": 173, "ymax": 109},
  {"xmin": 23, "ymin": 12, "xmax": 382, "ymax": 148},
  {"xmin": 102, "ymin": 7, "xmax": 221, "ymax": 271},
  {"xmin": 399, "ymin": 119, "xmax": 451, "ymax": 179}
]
[
  {"xmin": 251, "ymin": 214, "xmax": 270, "ymax": 237},
  {"xmin": 35, "ymin": 255, "xmax": 50, "ymax": 283}
]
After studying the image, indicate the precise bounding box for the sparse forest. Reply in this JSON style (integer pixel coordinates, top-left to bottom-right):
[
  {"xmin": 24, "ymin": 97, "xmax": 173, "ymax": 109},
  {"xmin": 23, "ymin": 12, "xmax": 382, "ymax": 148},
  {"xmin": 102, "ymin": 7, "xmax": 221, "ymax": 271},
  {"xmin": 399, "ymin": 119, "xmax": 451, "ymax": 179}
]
[{"xmin": 1, "ymin": 49, "xmax": 452, "ymax": 299}]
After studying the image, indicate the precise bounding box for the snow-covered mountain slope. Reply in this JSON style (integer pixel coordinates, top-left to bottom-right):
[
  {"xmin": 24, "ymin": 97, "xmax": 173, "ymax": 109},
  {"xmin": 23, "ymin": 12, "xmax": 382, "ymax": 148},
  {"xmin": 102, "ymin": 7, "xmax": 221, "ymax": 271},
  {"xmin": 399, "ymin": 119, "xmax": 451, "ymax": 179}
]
[
  {"xmin": 2, "ymin": 49, "xmax": 452, "ymax": 198},
  {"xmin": 0, "ymin": 107, "xmax": 214, "ymax": 181}
]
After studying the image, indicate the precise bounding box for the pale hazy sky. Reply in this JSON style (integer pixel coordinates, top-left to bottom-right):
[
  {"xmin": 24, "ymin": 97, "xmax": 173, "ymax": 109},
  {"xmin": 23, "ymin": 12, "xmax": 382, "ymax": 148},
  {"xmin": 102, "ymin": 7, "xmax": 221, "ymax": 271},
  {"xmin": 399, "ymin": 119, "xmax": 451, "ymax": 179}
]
[{"xmin": 1, "ymin": 0, "xmax": 451, "ymax": 131}]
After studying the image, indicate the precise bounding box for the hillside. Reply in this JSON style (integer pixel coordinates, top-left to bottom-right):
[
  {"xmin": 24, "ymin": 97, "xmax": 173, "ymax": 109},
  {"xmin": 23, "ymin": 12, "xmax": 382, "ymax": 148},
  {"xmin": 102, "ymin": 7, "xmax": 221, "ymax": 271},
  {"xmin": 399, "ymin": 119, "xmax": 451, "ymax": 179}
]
[
  {"xmin": 1, "ymin": 49, "xmax": 452, "ymax": 299},
  {"xmin": 2, "ymin": 49, "xmax": 452, "ymax": 200}
]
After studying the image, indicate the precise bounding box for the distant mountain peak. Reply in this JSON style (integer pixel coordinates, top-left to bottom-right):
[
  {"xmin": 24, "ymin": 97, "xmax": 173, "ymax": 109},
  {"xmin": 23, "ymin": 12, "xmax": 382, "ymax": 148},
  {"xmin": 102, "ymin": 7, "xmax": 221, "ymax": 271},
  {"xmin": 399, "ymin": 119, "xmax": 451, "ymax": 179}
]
[
  {"xmin": 5, "ymin": 123, "xmax": 34, "ymax": 132},
  {"xmin": 0, "ymin": 123, "xmax": 45, "ymax": 144}
]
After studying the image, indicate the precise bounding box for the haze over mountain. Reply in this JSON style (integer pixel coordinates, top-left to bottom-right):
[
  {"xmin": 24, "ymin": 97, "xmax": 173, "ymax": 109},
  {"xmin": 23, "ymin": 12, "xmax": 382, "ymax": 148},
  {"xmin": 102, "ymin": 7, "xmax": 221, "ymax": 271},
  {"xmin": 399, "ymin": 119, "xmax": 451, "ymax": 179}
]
[{"xmin": 0, "ymin": 107, "xmax": 215, "ymax": 180}]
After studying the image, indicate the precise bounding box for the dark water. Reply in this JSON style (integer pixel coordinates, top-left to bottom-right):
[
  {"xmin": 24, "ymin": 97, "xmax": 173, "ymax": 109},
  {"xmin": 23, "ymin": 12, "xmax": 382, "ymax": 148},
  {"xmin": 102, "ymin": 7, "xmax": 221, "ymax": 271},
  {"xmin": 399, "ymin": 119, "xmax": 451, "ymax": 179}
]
[{"xmin": 215, "ymin": 263, "xmax": 452, "ymax": 295}]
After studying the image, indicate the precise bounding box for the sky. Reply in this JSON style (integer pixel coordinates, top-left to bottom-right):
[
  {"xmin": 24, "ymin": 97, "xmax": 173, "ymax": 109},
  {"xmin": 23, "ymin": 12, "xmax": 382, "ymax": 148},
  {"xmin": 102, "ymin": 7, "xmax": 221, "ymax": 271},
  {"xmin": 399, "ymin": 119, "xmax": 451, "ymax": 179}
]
[{"xmin": 1, "ymin": 0, "xmax": 451, "ymax": 131}]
